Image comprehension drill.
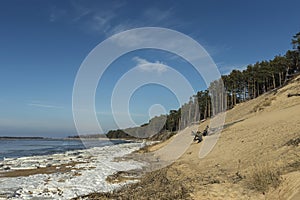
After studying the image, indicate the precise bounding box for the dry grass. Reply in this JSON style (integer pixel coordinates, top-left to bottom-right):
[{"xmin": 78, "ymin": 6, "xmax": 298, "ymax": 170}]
[
  {"xmin": 105, "ymin": 170, "xmax": 141, "ymax": 183},
  {"xmin": 75, "ymin": 168, "xmax": 191, "ymax": 200},
  {"xmin": 252, "ymin": 97, "xmax": 275, "ymax": 112},
  {"xmin": 285, "ymin": 137, "xmax": 300, "ymax": 147},
  {"xmin": 246, "ymin": 163, "xmax": 281, "ymax": 193},
  {"xmin": 134, "ymin": 145, "xmax": 151, "ymax": 153}
]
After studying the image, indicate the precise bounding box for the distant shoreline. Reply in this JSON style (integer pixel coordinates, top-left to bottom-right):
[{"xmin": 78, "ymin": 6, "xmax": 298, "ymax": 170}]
[
  {"xmin": 0, "ymin": 136, "xmax": 138, "ymax": 142},
  {"xmin": 0, "ymin": 136, "xmax": 45, "ymax": 140}
]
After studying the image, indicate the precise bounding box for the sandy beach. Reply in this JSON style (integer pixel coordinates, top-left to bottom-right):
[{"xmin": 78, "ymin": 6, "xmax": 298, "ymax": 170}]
[{"xmin": 77, "ymin": 75, "xmax": 300, "ymax": 200}]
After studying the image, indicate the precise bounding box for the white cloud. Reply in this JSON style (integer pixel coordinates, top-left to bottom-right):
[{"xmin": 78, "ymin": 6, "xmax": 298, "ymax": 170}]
[
  {"xmin": 87, "ymin": 11, "xmax": 117, "ymax": 34},
  {"xmin": 49, "ymin": 7, "xmax": 67, "ymax": 22},
  {"xmin": 70, "ymin": 1, "xmax": 124, "ymax": 35},
  {"xmin": 72, "ymin": 10, "xmax": 92, "ymax": 22},
  {"xmin": 133, "ymin": 57, "xmax": 168, "ymax": 74},
  {"xmin": 217, "ymin": 62, "xmax": 248, "ymax": 75},
  {"xmin": 97, "ymin": 111, "xmax": 146, "ymax": 117},
  {"xmin": 28, "ymin": 103, "xmax": 64, "ymax": 109},
  {"xmin": 143, "ymin": 7, "xmax": 174, "ymax": 25},
  {"xmin": 48, "ymin": 2, "xmax": 177, "ymax": 36},
  {"xmin": 110, "ymin": 28, "xmax": 210, "ymax": 63},
  {"xmin": 70, "ymin": 1, "xmax": 92, "ymax": 22}
]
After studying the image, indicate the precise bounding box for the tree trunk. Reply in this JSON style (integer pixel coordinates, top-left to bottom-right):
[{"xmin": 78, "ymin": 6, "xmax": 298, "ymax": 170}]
[
  {"xmin": 231, "ymin": 92, "xmax": 234, "ymax": 108},
  {"xmin": 189, "ymin": 104, "xmax": 192, "ymax": 122},
  {"xmin": 204, "ymin": 105, "xmax": 207, "ymax": 119},
  {"xmin": 208, "ymin": 98, "xmax": 211, "ymax": 118},
  {"xmin": 272, "ymin": 73, "xmax": 276, "ymax": 89},
  {"xmin": 285, "ymin": 67, "xmax": 290, "ymax": 83},
  {"xmin": 248, "ymin": 81, "xmax": 250, "ymax": 99},
  {"xmin": 243, "ymin": 85, "xmax": 246, "ymax": 101},
  {"xmin": 263, "ymin": 78, "xmax": 266, "ymax": 93},
  {"xmin": 253, "ymin": 80, "xmax": 256, "ymax": 98},
  {"xmin": 279, "ymin": 72, "xmax": 282, "ymax": 87},
  {"xmin": 194, "ymin": 100, "xmax": 199, "ymax": 122},
  {"xmin": 257, "ymin": 81, "xmax": 260, "ymax": 96}
]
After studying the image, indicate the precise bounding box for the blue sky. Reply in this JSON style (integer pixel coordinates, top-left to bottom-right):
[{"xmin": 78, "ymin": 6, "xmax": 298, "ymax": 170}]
[{"xmin": 0, "ymin": 0, "xmax": 299, "ymax": 137}]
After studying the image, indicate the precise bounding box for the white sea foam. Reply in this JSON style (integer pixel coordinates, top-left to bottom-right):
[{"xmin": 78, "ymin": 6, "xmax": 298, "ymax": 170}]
[{"xmin": 0, "ymin": 142, "xmax": 149, "ymax": 200}]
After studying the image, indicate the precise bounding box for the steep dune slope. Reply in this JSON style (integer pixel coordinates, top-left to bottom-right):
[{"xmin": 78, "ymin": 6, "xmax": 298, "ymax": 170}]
[
  {"xmin": 82, "ymin": 76, "xmax": 300, "ymax": 200},
  {"xmin": 175, "ymin": 75, "xmax": 300, "ymax": 199}
]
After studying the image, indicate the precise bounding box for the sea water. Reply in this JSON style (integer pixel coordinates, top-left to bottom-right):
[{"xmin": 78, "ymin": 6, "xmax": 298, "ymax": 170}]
[
  {"xmin": 0, "ymin": 140, "xmax": 147, "ymax": 199},
  {"xmin": 0, "ymin": 139, "xmax": 129, "ymax": 161}
]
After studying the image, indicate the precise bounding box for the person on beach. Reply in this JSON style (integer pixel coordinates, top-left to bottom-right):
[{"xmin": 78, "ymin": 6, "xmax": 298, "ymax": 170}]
[
  {"xmin": 193, "ymin": 131, "xmax": 203, "ymax": 143},
  {"xmin": 203, "ymin": 125, "xmax": 209, "ymax": 136}
]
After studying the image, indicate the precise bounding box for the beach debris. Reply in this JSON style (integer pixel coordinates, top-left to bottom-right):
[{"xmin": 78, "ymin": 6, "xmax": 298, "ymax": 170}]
[
  {"xmin": 287, "ymin": 93, "xmax": 300, "ymax": 97},
  {"xmin": 0, "ymin": 142, "xmax": 148, "ymax": 199},
  {"xmin": 285, "ymin": 137, "xmax": 300, "ymax": 146}
]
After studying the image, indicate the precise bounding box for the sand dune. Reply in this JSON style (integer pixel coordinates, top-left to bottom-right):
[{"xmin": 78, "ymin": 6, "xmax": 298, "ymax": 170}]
[
  {"xmin": 87, "ymin": 75, "xmax": 300, "ymax": 200},
  {"xmin": 172, "ymin": 75, "xmax": 300, "ymax": 199}
]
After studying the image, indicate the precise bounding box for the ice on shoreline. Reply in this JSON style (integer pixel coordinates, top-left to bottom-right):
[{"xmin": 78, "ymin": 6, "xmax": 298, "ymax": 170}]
[{"xmin": 0, "ymin": 142, "xmax": 149, "ymax": 200}]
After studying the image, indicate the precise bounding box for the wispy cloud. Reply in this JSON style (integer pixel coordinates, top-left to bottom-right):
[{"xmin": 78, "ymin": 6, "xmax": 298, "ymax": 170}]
[
  {"xmin": 89, "ymin": 12, "xmax": 116, "ymax": 34},
  {"xmin": 49, "ymin": 1, "xmax": 125, "ymax": 35},
  {"xmin": 97, "ymin": 111, "xmax": 147, "ymax": 117},
  {"xmin": 28, "ymin": 103, "xmax": 64, "ymax": 109},
  {"xmin": 217, "ymin": 62, "xmax": 248, "ymax": 75},
  {"xmin": 48, "ymin": 1, "xmax": 177, "ymax": 36},
  {"xmin": 69, "ymin": 1, "xmax": 93, "ymax": 22},
  {"xmin": 49, "ymin": 6, "xmax": 67, "ymax": 22},
  {"xmin": 143, "ymin": 7, "xmax": 174, "ymax": 25},
  {"xmin": 133, "ymin": 57, "xmax": 169, "ymax": 74}
]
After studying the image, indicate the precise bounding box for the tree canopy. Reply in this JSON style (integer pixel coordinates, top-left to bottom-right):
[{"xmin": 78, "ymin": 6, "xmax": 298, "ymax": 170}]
[{"xmin": 106, "ymin": 32, "xmax": 300, "ymax": 139}]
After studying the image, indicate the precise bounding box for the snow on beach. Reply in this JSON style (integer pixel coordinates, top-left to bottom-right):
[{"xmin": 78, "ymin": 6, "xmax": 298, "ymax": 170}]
[{"xmin": 0, "ymin": 142, "xmax": 149, "ymax": 200}]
